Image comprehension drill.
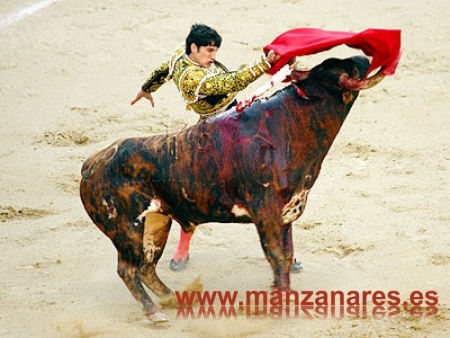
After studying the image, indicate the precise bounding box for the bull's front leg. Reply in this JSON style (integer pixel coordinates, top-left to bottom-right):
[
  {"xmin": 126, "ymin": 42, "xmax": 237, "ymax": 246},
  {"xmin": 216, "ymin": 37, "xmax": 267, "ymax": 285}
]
[{"xmin": 255, "ymin": 220, "xmax": 294, "ymax": 290}]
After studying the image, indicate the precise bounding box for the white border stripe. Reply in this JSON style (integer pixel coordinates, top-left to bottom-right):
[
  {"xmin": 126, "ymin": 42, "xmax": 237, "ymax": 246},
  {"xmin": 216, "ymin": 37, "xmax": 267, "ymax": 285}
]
[{"xmin": 0, "ymin": 0, "xmax": 59, "ymax": 30}]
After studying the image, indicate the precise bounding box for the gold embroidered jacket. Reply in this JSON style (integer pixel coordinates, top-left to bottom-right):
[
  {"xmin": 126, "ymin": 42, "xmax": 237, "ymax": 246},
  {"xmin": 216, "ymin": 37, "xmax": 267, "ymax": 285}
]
[{"xmin": 141, "ymin": 44, "xmax": 272, "ymax": 119}]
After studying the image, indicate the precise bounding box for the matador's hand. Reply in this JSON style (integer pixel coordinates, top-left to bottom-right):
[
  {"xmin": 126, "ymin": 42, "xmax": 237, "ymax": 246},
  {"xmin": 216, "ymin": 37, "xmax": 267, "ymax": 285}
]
[
  {"xmin": 131, "ymin": 90, "xmax": 155, "ymax": 108},
  {"xmin": 266, "ymin": 50, "xmax": 281, "ymax": 64}
]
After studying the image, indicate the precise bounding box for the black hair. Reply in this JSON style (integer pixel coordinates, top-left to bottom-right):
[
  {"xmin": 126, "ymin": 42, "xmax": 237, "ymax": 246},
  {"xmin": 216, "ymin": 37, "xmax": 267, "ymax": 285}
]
[{"xmin": 185, "ymin": 24, "xmax": 222, "ymax": 54}]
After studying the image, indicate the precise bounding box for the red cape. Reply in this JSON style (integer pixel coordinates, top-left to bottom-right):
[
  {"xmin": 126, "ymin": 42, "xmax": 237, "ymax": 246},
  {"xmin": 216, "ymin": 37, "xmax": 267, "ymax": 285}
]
[{"xmin": 263, "ymin": 28, "xmax": 401, "ymax": 77}]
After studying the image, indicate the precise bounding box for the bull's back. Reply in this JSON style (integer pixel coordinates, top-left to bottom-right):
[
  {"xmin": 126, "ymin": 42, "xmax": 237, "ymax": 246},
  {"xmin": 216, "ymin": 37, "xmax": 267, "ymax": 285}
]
[{"xmin": 80, "ymin": 135, "xmax": 179, "ymax": 200}]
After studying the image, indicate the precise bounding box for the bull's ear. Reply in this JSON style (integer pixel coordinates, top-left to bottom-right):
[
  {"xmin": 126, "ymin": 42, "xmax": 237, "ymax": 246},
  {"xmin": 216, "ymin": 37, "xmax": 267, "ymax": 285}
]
[
  {"xmin": 342, "ymin": 90, "xmax": 354, "ymax": 104},
  {"xmin": 290, "ymin": 70, "xmax": 310, "ymax": 81}
]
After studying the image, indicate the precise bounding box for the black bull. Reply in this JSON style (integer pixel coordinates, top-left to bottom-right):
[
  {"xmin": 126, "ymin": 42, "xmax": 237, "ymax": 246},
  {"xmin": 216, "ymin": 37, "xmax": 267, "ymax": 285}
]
[{"xmin": 80, "ymin": 56, "xmax": 383, "ymax": 321}]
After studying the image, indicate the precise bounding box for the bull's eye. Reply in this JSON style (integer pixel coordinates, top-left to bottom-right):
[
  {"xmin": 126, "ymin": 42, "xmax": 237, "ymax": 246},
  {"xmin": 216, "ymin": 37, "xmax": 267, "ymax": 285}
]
[{"xmin": 352, "ymin": 67, "xmax": 360, "ymax": 79}]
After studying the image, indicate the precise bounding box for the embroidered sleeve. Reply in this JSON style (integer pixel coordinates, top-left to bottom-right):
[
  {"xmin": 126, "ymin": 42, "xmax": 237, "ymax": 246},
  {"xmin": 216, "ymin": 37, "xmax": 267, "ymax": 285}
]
[
  {"xmin": 141, "ymin": 61, "xmax": 170, "ymax": 93},
  {"xmin": 198, "ymin": 54, "xmax": 272, "ymax": 96}
]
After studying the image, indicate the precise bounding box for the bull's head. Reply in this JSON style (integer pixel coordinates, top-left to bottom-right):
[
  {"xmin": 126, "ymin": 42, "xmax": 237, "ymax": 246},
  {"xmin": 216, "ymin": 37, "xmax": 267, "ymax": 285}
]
[
  {"xmin": 337, "ymin": 57, "xmax": 386, "ymax": 90},
  {"xmin": 289, "ymin": 56, "xmax": 385, "ymax": 104}
]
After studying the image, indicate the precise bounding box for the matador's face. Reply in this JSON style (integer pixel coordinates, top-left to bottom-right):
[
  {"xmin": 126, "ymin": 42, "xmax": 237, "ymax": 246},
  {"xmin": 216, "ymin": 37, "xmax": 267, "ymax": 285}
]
[{"xmin": 189, "ymin": 44, "xmax": 219, "ymax": 69}]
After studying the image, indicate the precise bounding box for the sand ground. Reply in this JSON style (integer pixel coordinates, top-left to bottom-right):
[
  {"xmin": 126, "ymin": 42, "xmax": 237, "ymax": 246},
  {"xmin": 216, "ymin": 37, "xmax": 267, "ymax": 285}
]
[{"xmin": 1, "ymin": 0, "xmax": 449, "ymax": 337}]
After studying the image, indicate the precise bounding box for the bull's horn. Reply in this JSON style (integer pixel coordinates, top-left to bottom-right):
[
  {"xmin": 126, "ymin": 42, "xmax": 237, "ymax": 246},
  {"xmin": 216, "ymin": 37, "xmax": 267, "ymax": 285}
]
[{"xmin": 339, "ymin": 68, "xmax": 385, "ymax": 90}]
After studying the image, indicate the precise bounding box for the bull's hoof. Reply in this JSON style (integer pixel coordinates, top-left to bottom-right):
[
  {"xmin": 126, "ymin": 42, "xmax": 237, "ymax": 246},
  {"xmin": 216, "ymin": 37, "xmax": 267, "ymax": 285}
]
[
  {"xmin": 169, "ymin": 254, "xmax": 189, "ymax": 271},
  {"xmin": 290, "ymin": 259, "xmax": 303, "ymax": 274},
  {"xmin": 148, "ymin": 311, "xmax": 170, "ymax": 323}
]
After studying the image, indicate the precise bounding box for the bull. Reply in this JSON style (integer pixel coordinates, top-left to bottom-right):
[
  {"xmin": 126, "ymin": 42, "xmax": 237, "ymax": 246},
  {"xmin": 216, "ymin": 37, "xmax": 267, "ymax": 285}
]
[{"xmin": 79, "ymin": 55, "xmax": 385, "ymax": 322}]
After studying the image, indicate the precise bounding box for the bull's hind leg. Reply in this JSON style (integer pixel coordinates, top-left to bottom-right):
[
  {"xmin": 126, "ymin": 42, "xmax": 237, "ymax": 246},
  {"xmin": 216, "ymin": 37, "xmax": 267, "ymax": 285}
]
[
  {"xmin": 111, "ymin": 216, "xmax": 169, "ymax": 322},
  {"xmin": 116, "ymin": 254, "xmax": 168, "ymax": 322},
  {"xmin": 140, "ymin": 213, "xmax": 173, "ymax": 297}
]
